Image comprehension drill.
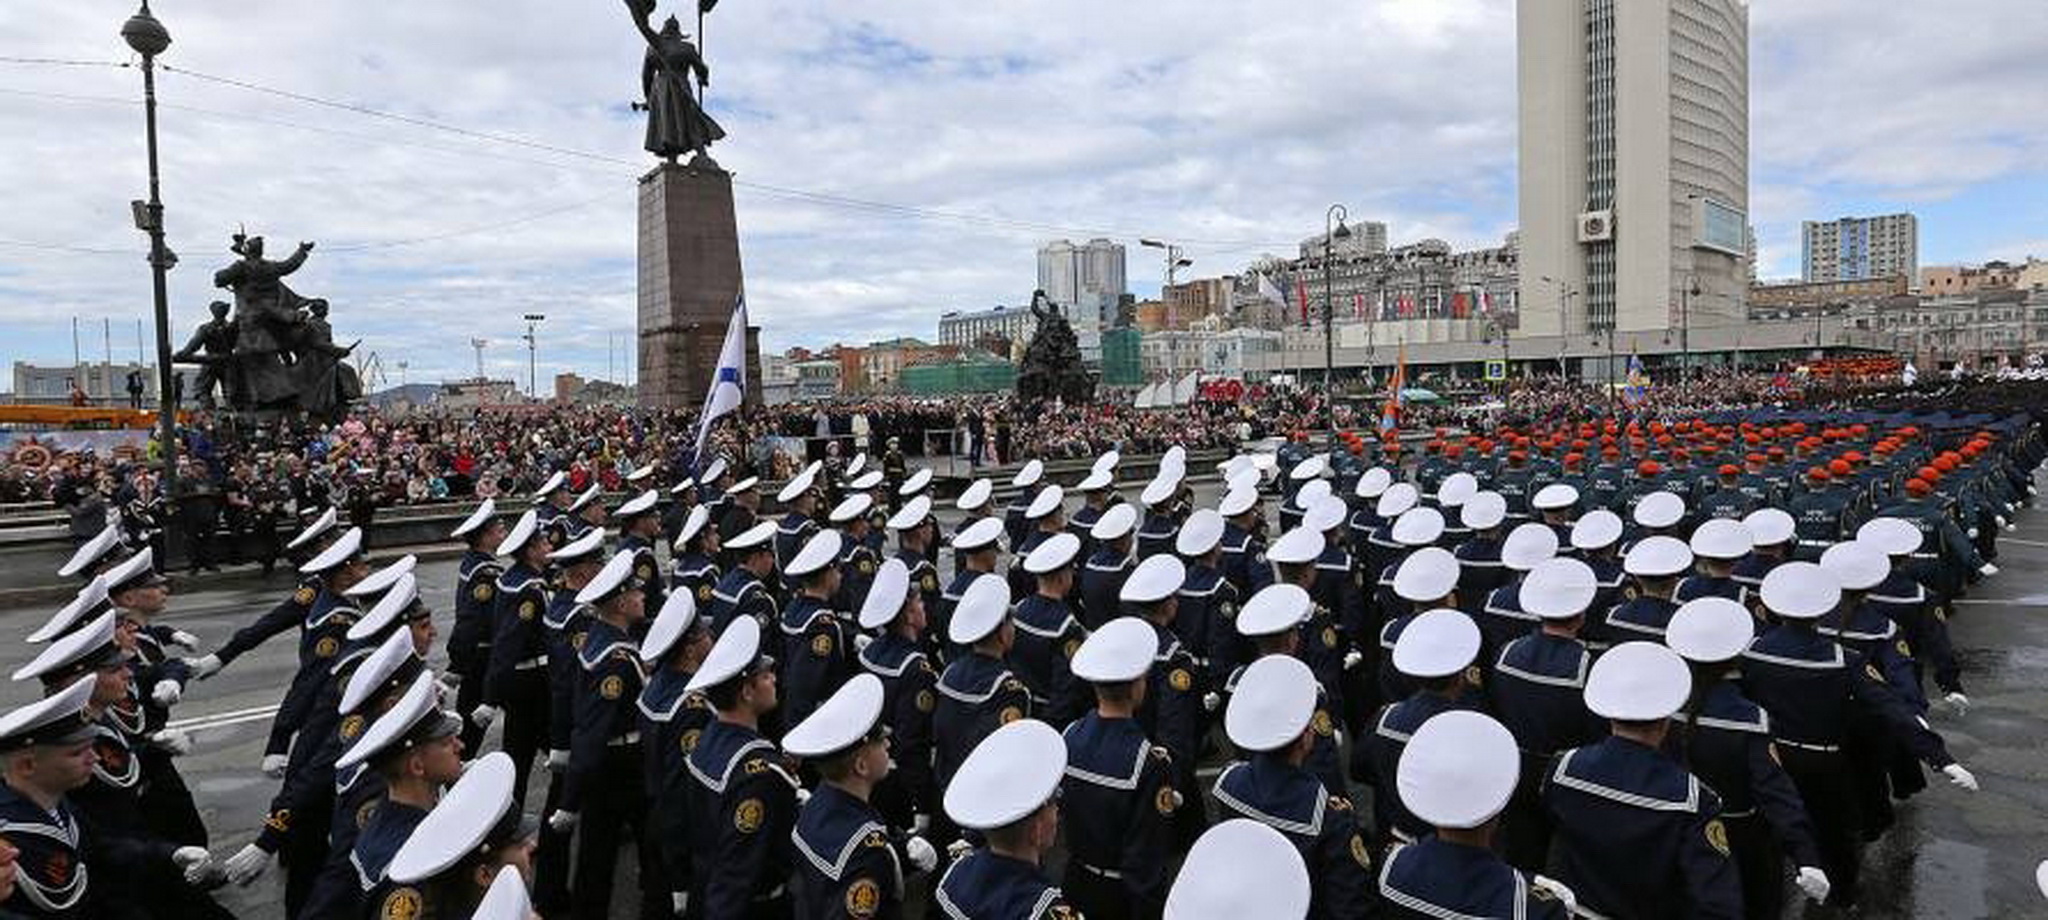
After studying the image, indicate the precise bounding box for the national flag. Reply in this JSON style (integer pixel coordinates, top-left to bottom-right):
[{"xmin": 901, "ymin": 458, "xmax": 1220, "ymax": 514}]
[
  {"xmin": 693, "ymin": 293, "xmax": 749, "ymax": 464},
  {"xmin": 1481, "ymin": 290, "xmax": 1494, "ymax": 316},
  {"xmin": 1296, "ymin": 279, "xmax": 1311, "ymax": 328},
  {"xmin": 1380, "ymin": 342, "xmax": 1407, "ymax": 432},
  {"xmin": 1451, "ymin": 292, "xmax": 1470, "ymax": 319},
  {"xmin": 1377, "ymin": 290, "xmax": 1390, "ymax": 321},
  {"xmin": 1256, "ymin": 272, "xmax": 1289, "ymax": 313},
  {"xmin": 1353, "ymin": 291, "xmax": 1364, "ymax": 320},
  {"xmin": 699, "ymin": 0, "xmax": 719, "ymax": 13},
  {"xmin": 1623, "ymin": 345, "xmax": 1649, "ymax": 407}
]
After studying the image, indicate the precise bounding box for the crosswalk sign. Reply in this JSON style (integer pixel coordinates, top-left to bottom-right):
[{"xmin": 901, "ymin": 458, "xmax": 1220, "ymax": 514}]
[{"xmin": 1485, "ymin": 359, "xmax": 1507, "ymax": 381}]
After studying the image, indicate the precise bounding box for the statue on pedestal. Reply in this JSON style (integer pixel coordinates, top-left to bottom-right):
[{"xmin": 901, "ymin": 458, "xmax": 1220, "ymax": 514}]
[
  {"xmin": 179, "ymin": 230, "xmax": 362, "ymax": 420},
  {"xmin": 1016, "ymin": 290, "xmax": 1098, "ymax": 405},
  {"xmin": 626, "ymin": 0, "xmax": 726, "ymax": 163}
]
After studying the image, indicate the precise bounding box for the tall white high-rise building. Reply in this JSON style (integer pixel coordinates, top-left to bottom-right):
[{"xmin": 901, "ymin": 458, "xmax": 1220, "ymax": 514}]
[
  {"xmin": 1037, "ymin": 239, "xmax": 1127, "ymax": 323},
  {"xmin": 1802, "ymin": 213, "xmax": 1918, "ymax": 284},
  {"xmin": 1516, "ymin": 0, "xmax": 1750, "ymax": 338}
]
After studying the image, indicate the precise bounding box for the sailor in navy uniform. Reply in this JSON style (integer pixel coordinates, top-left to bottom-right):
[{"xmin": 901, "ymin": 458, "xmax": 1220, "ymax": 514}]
[
  {"xmin": 477, "ymin": 509, "xmax": 554, "ymax": 800},
  {"xmin": 774, "ymin": 464, "xmax": 825, "ymax": 589},
  {"xmin": 1360, "ymin": 481, "xmax": 1418, "ymax": 590},
  {"xmin": 1299, "ymin": 498, "xmax": 1366, "ymax": 695},
  {"xmin": 1484, "ymin": 558, "xmax": 1606, "ymax": 870},
  {"xmin": 93, "ymin": 550, "xmax": 206, "ymax": 847},
  {"xmin": 1474, "ymin": 522, "xmax": 1556, "ymax": 659},
  {"xmin": 1008, "ymin": 486, "xmax": 1070, "ymax": 601},
  {"xmin": 1174, "ymin": 509, "xmax": 1237, "ymax": 671},
  {"xmin": 663, "ymin": 473, "xmax": 700, "ymax": 547},
  {"xmin": 887, "ymin": 497, "xmax": 945, "ymax": 638},
  {"xmin": 1012, "ymin": 533, "xmax": 1092, "ymax": 728},
  {"xmin": 939, "ymin": 518, "xmax": 1006, "ymax": 660},
  {"xmin": 1219, "ymin": 585, "xmax": 1346, "ymax": 797},
  {"xmin": 553, "ymin": 484, "xmax": 605, "ymax": 548},
  {"xmin": 857, "ymin": 560, "xmax": 939, "ymax": 834},
  {"xmin": 1004, "ymin": 460, "xmax": 1048, "ymax": 552},
  {"xmin": 1279, "ymin": 456, "xmax": 1326, "ymax": 534},
  {"xmin": 682, "ymin": 618, "xmax": 801, "ymax": 918},
  {"xmin": 779, "ymin": 532, "xmax": 858, "ymax": 728},
  {"xmin": 786, "ymin": 675, "xmax": 942, "ymax": 920},
  {"xmin": 330, "ymin": 672, "xmax": 464, "ymax": 920},
  {"xmin": 931, "ymin": 575, "xmax": 1033, "ymax": 849},
  {"xmin": 1567, "ymin": 510, "xmax": 1629, "ymax": 624},
  {"xmin": 672, "ymin": 505, "xmax": 724, "ymax": 614},
  {"xmin": 708, "ymin": 520, "xmax": 781, "ymax": 637},
  {"xmin": 1069, "ymin": 461, "xmax": 1116, "ymax": 562},
  {"xmin": 1120, "ymin": 556, "xmax": 1206, "ymax": 838},
  {"xmin": 640, "ymin": 590, "xmax": 715, "ymax": 908},
  {"xmin": 180, "ymin": 507, "xmax": 339, "ymax": 683},
  {"xmin": 1165, "ymin": 818, "xmax": 1314, "ymax": 920},
  {"xmin": 1059, "ymin": 619, "xmax": 1185, "ymax": 920},
  {"xmin": 719, "ymin": 475, "xmax": 765, "ymax": 545},
  {"xmin": 1358, "ymin": 608, "xmax": 1487, "ymax": 845},
  {"xmin": 1378, "ymin": 710, "xmax": 1575, "ymax": 919},
  {"xmin": 1135, "ymin": 466, "xmax": 1190, "ymax": 562},
  {"xmin": 377, "ymin": 751, "xmax": 538, "ymax": 920},
  {"xmin": 530, "ymin": 529, "xmax": 607, "ymax": 913},
  {"xmin": 1267, "ymin": 528, "xmax": 1349, "ymax": 719},
  {"xmin": 1433, "ymin": 472, "xmax": 1480, "ymax": 546},
  {"xmin": 1530, "ymin": 482, "xmax": 1582, "ymax": 545},
  {"xmin": 1732, "ymin": 508, "xmax": 1795, "ymax": 606},
  {"xmin": 616, "ymin": 489, "xmax": 671, "ymax": 614},
  {"xmin": 1345, "ymin": 467, "xmax": 1391, "ymax": 555},
  {"xmin": 952, "ymin": 478, "xmax": 1000, "ymax": 575},
  {"xmin": 1541, "ymin": 641, "xmax": 1743, "ymax": 918},
  {"xmin": 1626, "ymin": 489, "xmax": 1688, "ymax": 549},
  {"xmin": 55, "ymin": 522, "xmax": 123, "ymax": 583},
  {"xmin": 1815, "ymin": 542, "xmax": 1934, "ymax": 835},
  {"xmin": 935, "ymin": 719, "xmax": 1080, "ymax": 920},
  {"xmin": 1588, "ymin": 535, "xmax": 1690, "ymax": 648},
  {"xmin": 1371, "ymin": 545, "xmax": 1462, "ymax": 710},
  {"xmin": 1452, "ymin": 491, "xmax": 1511, "ymax": 612},
  {"xmin": 531, "ymin": 469, "xmax": 572, "ymax": 536},
  {"xmin": 1218, "ymin": 481, "xmax": 1274, "ymax": 609},
  {"xmin": 1666, "ymin": 596, "xmax": 1833, "ymax": 917},
  {"xmin": 1677, "ymin": 519, "xmax": 1752, "ymax": 603},
  {"xmin": 551, "ymin": 551, "xmax": 667, "ymax": 919},
  {"xmin": 698, "ymin": 457, "xmax": 734, "ymax": 522},
  {"xmin": 1212, "ymin": 655, "xmax": 1376, "ymax": 920},
  {"xmin": 1080, "ymin": 504, "xmax": 1140, "ymax": 630},
  {"xmin": 446, "ymin": 500, "xmax": 503, "ymax": 752},
  {"xmin": 848, "ymin": 470, "xmax": 894, "ymax": 558},
  {"xmin": 831, "ymin": 494, "xmax": 883, "ymax": 616},
  {"xmin": 1859, "ymin": 517, "xmax": 1966, "ymax": 707}
]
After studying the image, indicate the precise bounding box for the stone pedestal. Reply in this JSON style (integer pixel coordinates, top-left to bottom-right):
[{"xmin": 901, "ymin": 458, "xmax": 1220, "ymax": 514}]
[{"xmin": 636, "ymin": 159, "xmax": 761, "ymax": 409}]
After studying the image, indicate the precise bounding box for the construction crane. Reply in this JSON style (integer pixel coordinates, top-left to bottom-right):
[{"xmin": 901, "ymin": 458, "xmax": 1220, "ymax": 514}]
[{"xmin": 357, "ymin": 351, "xmax": 388, "ymax": 391}]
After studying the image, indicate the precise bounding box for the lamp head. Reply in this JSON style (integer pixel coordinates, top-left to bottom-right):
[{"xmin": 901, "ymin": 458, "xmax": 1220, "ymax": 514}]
[{"xmin": 121, "ymin": 2, "xmax": 171, "ymax": 58}]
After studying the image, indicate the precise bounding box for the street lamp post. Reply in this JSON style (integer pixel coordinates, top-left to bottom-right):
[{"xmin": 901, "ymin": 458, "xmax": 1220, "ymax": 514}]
[
  {"xmin": 1139, "ymin": 239, "xmax": 1194, "ymax": 327},
  {"xmin": 1681, "ymin": 273, "xmax": 1700, "ymax": 388},
  {"xmin": 522, "ymin": 313, "xmax": 547, "ymax": 399},
  {"xmin": 123, "ymin": 1, "xmax": 180, "ymax": 554},
  {"xmin": 1323, "ymin": 205, "xmax": 1351, "ymax": 440}
]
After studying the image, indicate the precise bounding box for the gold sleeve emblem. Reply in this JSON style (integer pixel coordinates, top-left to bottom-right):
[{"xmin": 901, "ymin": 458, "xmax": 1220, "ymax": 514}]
[
  {"xmin": 845, "ymin": 878, "xmax": 882, "ymax": 918},
  {"xmin": 600, "ymin": 675, "xmax": 625, "ymax": 700},
  {"xmin": 734, "ymin": 797, "xmax": 765, "ymax": 833}
]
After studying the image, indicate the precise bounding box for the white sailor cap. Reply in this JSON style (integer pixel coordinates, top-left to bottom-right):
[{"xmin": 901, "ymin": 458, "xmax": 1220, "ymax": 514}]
[
  {"xmin": 615, "ymin": 489, "xmax": 661, "ymax": 519},
  {"xmin": 1121, "ymin": 555, "xmax": 1186, "ymax": 605},
  {"xmin": 726, "ymin": 520, "xmax": 777, "ymax": 551},
  {"xmin": 1219, "ymin": 454, "xmax": 1254, "ymax": 483},
  {"xmin": 829, "ymin": 493, "xmax": 873, "ymax": 525},
  {"xmin": 1501, "ymin": 522, "xmax": 1559, "ymax": 571},
  {"xmin": 1665, "ymin": 597, "xmax": 1753, "ymax": 663},
  {"xmin": 473, "ymin": 865, "xmax": 532, "ymax": 920},
  {"xmin": 728, "ymin": 475, "xmax": 760, "ymax": 494},
  {"xmin": 1392, "ymin": 608, "xmax": 1480, "ymax": 678},
  {"xmin": 1460, "ymin": 491, "xmax": 1508, "ymax": 531},
  {"xmin": 1023, "ymin": 532, "xmax": 1083, "ymax": 575},
  {"xmin": 1225, "ymin": 467, "xmax": 1262, "ymax": 496},
  {"xmin": 1161, "ymin": 445, "xmax": 1189, "ymax": 479},
  {"xmin": 57, "ymin": 524, "xmax": 121, "ymax": 578},
  {"xmin": 387, "ymin": 752, "xmax": 528, "ymax": 884},
  {"xmin": 1393, "ymin": 547, "xmax": 1461, "ymax": 603},
  {"xmin": 944, "ymin": 719, "xmax": 1066, "ymax": 830},
  {"xmin": 494, "ymin": 511, "xmax": 542, "ymax": 557},
  {"xmin": 1532, "ymin": 483, "xmax": 1581, "ymax": 512},
  {"xmin": 566, "ymin": 485, "xmax": 603, "ymax": 515},
  {"xmin": 1288, "ymin": 455, "xmax": 1327, "ymax": 481},
  {"xmin": 1391, "ymin": 507, "xmax": 1445, "ymax": 547},
  {"xmin": 886, "ymin": 496, "xmax": 934, "ymax": 532},
  {"xmin": 668, "ymin": 476, "xmax": 698, "ymax": 496},
  {"xmin": 1013, "ymin": 459, "xmax": 1046, "ymax": 488},
  {"xmin": 785, "ymin": 673, "xmax": 887, "ymax": 759},
  {"xmin": 1570, "ymin": 510, "xmax": 1625, "ymax": 551},
  {"xmin": 1301, "ymin": 496, "xmax": 1346, "ymax": 535},
  {"xmin": 532, "ymin": 471, "xmax": 568, "ymax": 498},
  {"xmin": 286, "ymin": 507, "xmax": 340, "ymax": 551},
  {"xmin": 1237, "ymin": 584, "xmax": 1311, "ymax": 637},
  {"xmin": 1759, "ymin": 561, "xmax": 1839, "ymax": 620},
  {"xmin": 641, "ymin": 591, "xmax": 703, "ymax": 663},
  {"xmin": 1090, "ymin": 504, "xmax": 1140, "ymax": 542},
  {"xmin": 28, "ymin": 576, "xmax": 110, "ymax": 645},
  {"xmin": 948, "ymin": 574, "xmax": 1013, "ymax": 645},
  {"xmin": 787, "ymin": 530, "xmax": 845, "ymax": 578},
  {"xmin": 677, "ymin": 506, "xmax": 713, "ymax": 547},
  {"xmin": 1294, "ymin": 479, "xmax": 1333, "ymax": 510},
  {"xmin": 1689, "ymin": 519, "xmax": 1753, "ymax": 561},
  {"xmin": 575, "ymin": 551, "xmax": 643, "ymax": 605},
  {"xmin": 14, "ymin": 612, "xmax": 122, "ymax": 683},
  {"xmin": 955, "ymin": 478, "xmax": 994, "ymax": 511},
  {"xmin": 844, "ymin": 454, "xmax": 868, "ymax": 478},
  {"xmin": 340, "ymin": 626, "xmax": 424, "ymax": 714},
  {"xmin": 1166, "ymin": 819, "xmax": 1311, "ymax": 920},
  {"xmin": 1025, "ymin": 485, "xmax": 1066, "ymax": 521},
  {"xmin": 1376, "ymin": 482, "xmax": 1420, "ymax": 518},
  {"xmin": 1623, "ymin": 535, "xmax": 1692, "ymax": 578},
  {"xmin": 686, "ymin": 616, "xmax": 774, "ymax": 693},
  {"xmin": 1584, "ymin": 641, "xmax": 1691, "ymax": 721},
  {"xmin": 547, "ymin": 528, "xmax": 607, "ymax": 565},
  {"xmin": 1266, "ymin": 527, "xmax": 1325, "ymax": 566},
  {"xmin": 101, "ymin": 547, "xmax": 166, "ymax": 594},
  {"xmin": 1076, "ymin": 468, "xmax": 1114, "ymax": 492},
  {"xmin": 1176, "ymin": 509, "xmax": 1226, "ymax": 557},
  {"xmin": 1857, "ymin": 517, "xmax": 1922, "ymax": 557},
  {"xmin": 1355, "ymin": 467, "xmax": 1394, "ymax": 500},
  {"xmin": 1141, "ymin": 469, "xmax": 1185, "ymax": 508},
  {"xmin": 1225, "ymin": 654, "xmax": 1317, "ymax": 752},
  {"xmin": 702, "ymin": 457, "xmax": 730, "ymax": 482},
  {"xmin": 625, "ymin": 463, "xmax": 657, "ymax": 484},
  {"xmin": 1436, "ymin": 472, "xmax": 1479, "ymax": 508},
  {"xmin": 303, "ymin": 527, "xmax": 367, "ymax": 575},
  {"xmin": 0, "ymin": 675, "xmax": 97, "ymax": 753},
  {"xmin": 1217, "ymin": 485, "xmax": 1259, "ymax": 518},
  {"xmin": 337, "ymin": 671, "xmax": 459, "ymax": 771},
  {"xmin": 344, "ymin": 554, "xmax": 419, "ymax": 599},
  {"xmin": 1093, "ymin": 450, "xmax": 1122, "ymax": 477},
  {"xmin": 1632, "ymin": 491, "xmax": 1686, "ymax": 529},
  {"xmin": 1820, "ymin": 540, "xmax": 1887, "ymax": 591},
  {"xmin": 1398, "ymin": 711, "xmax": 1519, "ymax": 830},
  {"xmin": 1072, "ymin": 617, "xmax": 1157, "ymax": 683},
  {"xmin": 899, "ymin": 468, "xmax": 934, "ymax": 498},
  {"xmin": 849, "ymin": 470, "xmax": 885, "ymax": 491},
  {"xmin": 951, "ymin": 517, "xmax": 1005, "ymax": 552},
  {"xmin": 1520, "ymin": 558, "xmax": 1598, "ymax": 620},
  {"xmin": 857, "ymin": 559, "xmax": 913, "ymax": 630},
  {"xmin": 776, "ymin": 466, "xmax": 818, "ymax": 503},
  {"xmin": 450, "ymin": 499, "xmax": 497, "ymax": 540},
  {"xmin": 347, "ymin": 573, "xmax": 430, "ymax": 641}
]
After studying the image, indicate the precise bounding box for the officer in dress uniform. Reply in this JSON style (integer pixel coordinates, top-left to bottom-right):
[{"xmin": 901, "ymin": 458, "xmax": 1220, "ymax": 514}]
[
  {"xmin": 831, "ymin": 494, "xmax": 882, "ymax": 616},
  {"xmin": 616, "ymin": 489, "xmax": 671, "ymax": 614},
  {"xmin": 785, "ymin": 675, "xmax": 942, "ymax": 920},
  {"xmin": 1677, "ymin": 518, "xmax": 1752, "ymax": 603},
  {"xmin": 682, "ymin": 617, "xmax": 801, "ymax": 918},
  {"xmin": 526, "ymin": 529, "xmax": 606, "ymax": 911},
  {"xmin": 1358, "ymin": 608, "xmax": 1487, "ymax": 845},
  {"xmin": 1378, "ymin": 710, "xmax": 1575, "ymax": 919},
  {"xmin": 1004, "ymin": 460, "xmax": 1048, "ymax": 552},
  {"xmin": 640, "ymin": 589, "xmax": 715, "ymax": 910},
  {"xmin": 376, "ymin": 752, "xmax": 538, "ymax": 920},
  {"xmin": 1135, "ymin": 466, "xmax": 1189, "ymax": 562},
  {"xmin": 1165, "ymin": 819, "xmax": 1312, "ymax": 920},
  {"xmin": 673, "ymin": 505, "xmax": 724, "ymax": 612},
  {"xmin": 1060, "ymin": 618, "xmax": 1185, "ymax": 920},
  {"xmin": 1212, "ymin": 655, "xmax": 1375, "ymax": 920},
  {"xmin": 1474, "ymin": 523, "xmax": 1557, "ymax": 659},
  {"xmin": 856, "ymin": 560, "xmax": 939, "ymax": 834},
  {"xmin": 1012, "ymin": 534, "xmax": 1092, "ymax": 728},
  {"xmin": 1218, "ymin": 481, "xmax": 1274, "ymax": 607},
  {"xmin": 931, "ymin": 575, "xmax": 1033, "ymax": 850},
  {"xmin": 1174, "ymin": 509, "xmax": 1237, "ymax": 671},
  {"xmin": 1080, "ymin": 505, "xmax": 1139, "ymax": 630},
  {"xmin": 1434, "ymin": 472, "xmax": 1480, "ymax": 546},
  {"xmin": 1588, "ymin": 535, "xmax": 1690, "ymax": 647},
  {"xmin": 938, "ymin": 518, "xmax": 1005, "ymax": 659},
  {"xmin": 1345, "ymin": 467, "xmax": 1391, "ymax": 554},
  {"xmin": 1541, "ymin": 642, "xmax": 1743, "ymax": 918},
  {"xmin": 1008, "ymin": 487, "xmax": 1070, "ymax": 602},
  {"xmin": 475, "ymin": 507, "xmax": 554, "ymax": 796},
  {"xmin": 446, "ymin": 500, "xmax": 503, "ymax": 752},
  {"xmin": 780, "ymin": 531, "xmax": 859, "ymax": 728},
  {"xmin": 934, "ymin": 719, "xmax": 1081, "ymax": 920},
  {"xmin": 888, "ymin": 497, "xmax": 945, "ymax": 637},
  {"xmin": 710, "ymin": 520, "xmax": 782, "ymax": 637},
  {"xmin": 330, "ymin": 672, "xmax": 464, "ymax": 919}
]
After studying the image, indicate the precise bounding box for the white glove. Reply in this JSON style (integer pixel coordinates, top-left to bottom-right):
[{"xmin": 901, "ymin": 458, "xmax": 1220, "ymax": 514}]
[
  {"xmin": 1944, "ymin": 691, "xmax": 1970, "ymax": 716},
  {"xmin": 911, "ymin": 813, "xmax": 930, "ymax": 835},
  {"xmin": 150, "ymin": 729, "xmax": 193, "ymax": 756},
  {"xmin": 1942, "ymin": 763, "xmax": 1979, "ymax": 792},
  {"xmin": 434, "ymin": 673, "xmax": 461, "ymax": 702},
  {"xmin": 547, "ymin": 809, "xmax": 579, "ymax": 832},
  {"xmin": 470, "ymin": 704, "xmax": 500, "ymax": 729},
  {"xmin": 1201, "ymin": 692, "xmax": 1221, "ymax": 713},
  {"xmin": 854, "ymin": 633, "xmax": 874, "ymax": 652},
  {"xmin": 1796, "ymin": 866, "xmax": 1832, "ymax": 902},
  {"xmin": 1342, "ymin": 649, "xmax": 1364, "ymax": 671},
  {"xmin": 672, "ymin": 892, "xmax": 690, "ymax": 914},
  {"xmin": 945, "ymin": 838, "xmax": 973, "ymax": 862},
  {"xmin": 152, "ymin": 680, "xmax": 183, "ymax": 707},
  {"xmin": 260, "ymin": 753, "xmax": 289, "ymax": 778},
  {"xmin": 1968, "ymin": 527, "xmax": 1979, "ymax": 539},
  {"xmin": 905, "ymin": 836, "xmax": 938, "ymax": 872},
  {"xmin": 171, "ymin": 846, "xmax": 217, "ymax": 886},
  {"xmin": 1530, "ymin": 875, "xmax": 1577, "ymax": 915},
  {"xmin": 795, "ymin": 786, "xmax": 813, "ymax": 807},
  {"xmin": 223, "ymin": 843, "xmax": 273, "ymax": 885},
  {"xmin": 546, "ymin": 749, "xmax": 570, "ymax": 771},
  {"xmin": 186, "ymin": 654, "xmax": 223, "ymax": 680},
  {"xmin": 1980, "ymin": 563, "xmax": 2000, "ymax": 576},
  {"xmin": 168, "ymin": 630, "xmax": 202, "ymax": 652}
]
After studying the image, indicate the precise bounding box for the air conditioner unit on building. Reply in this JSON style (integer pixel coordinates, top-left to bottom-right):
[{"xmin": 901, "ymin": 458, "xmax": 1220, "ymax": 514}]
[{"xmin": 1577, "ymin": 210, "xmax": 1614, "ymax": 243}]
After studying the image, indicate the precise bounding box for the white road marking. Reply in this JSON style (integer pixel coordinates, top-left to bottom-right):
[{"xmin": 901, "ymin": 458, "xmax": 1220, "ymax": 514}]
[{"xmin": 169, "ymin": 704, "xmax": 282, "ymax": 732}]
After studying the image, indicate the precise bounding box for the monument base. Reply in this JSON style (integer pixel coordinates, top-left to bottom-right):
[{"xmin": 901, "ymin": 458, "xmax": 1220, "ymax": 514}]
[{"xmin": 636, "ymin": 158, "xmax": 760, "ymax": 409}]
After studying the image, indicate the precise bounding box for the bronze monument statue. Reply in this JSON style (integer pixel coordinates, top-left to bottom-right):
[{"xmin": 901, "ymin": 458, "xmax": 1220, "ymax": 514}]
[
  {"xmin": 179, "ymin": 230, "xmax": 362, "ymax": 419},
  {"xmin": 171, "ymin": 300, "xmax": 237, "ymax": 410},
  {"xmin": 1016, "ymin": 290, "xmax": 1098, "ymax": 405},
  {"xmin": 626, "ymin": 0, "xmax": 726, "ymax": 163}
]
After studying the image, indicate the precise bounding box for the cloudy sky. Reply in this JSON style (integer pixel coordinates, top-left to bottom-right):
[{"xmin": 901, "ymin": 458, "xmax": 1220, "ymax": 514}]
[{"xmin": 2, "ymin": 0, "xmax": 2044, "ymax": 392}]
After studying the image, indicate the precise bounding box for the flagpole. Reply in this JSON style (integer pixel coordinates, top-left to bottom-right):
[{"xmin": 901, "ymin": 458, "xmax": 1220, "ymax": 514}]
[{"xmin": 697, "ymin": 0, "xmax": 708, "ymax": 108}]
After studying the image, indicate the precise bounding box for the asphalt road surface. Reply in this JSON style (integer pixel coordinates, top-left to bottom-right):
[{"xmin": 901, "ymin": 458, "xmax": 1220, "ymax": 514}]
[{"xmin": 3, "ymin": 489, "xmax": 2046, "ymax": 918}]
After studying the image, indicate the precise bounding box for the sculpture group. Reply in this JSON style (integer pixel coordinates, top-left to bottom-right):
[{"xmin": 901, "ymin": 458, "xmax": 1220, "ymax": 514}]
[
  {"xmin": 175, "ymin": 232, "xmax": 361, "ymax": 419},
  {"xmin": 1016, "ymin": 289, "xmax": 1099, "ymax": 404}
]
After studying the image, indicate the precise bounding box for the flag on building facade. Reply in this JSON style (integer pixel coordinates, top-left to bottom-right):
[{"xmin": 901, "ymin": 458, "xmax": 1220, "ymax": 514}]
[{"xmin": 1296, "ymin": 278, "xmax": 1311, "ymax": 328}]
